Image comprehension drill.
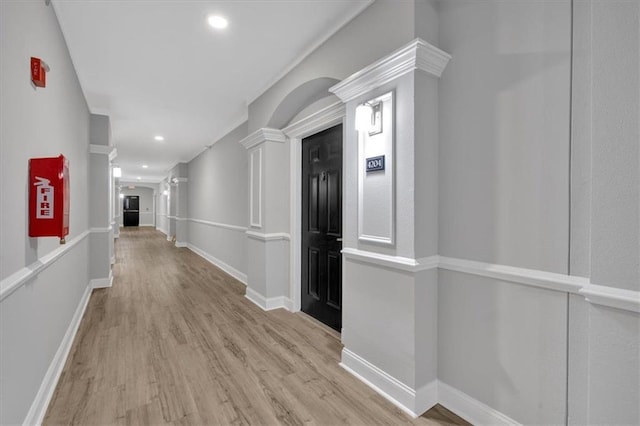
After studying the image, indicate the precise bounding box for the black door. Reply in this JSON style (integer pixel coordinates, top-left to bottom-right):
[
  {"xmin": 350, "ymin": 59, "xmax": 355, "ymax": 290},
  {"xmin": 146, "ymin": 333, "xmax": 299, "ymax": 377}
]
[
  {"xmin": 301, "ymin": 124, "xmax": 343, "ymax": 331},
  {"xmin": 123, "ymin": 195, "xmax": 139, "ymax": 227}
]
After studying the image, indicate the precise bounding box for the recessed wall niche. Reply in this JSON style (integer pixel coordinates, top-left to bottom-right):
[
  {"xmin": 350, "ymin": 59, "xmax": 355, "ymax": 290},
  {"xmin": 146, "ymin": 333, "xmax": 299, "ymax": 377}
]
[{"xmin": 357, "ymin": 91, "xmax": 394, "ymax": 245}]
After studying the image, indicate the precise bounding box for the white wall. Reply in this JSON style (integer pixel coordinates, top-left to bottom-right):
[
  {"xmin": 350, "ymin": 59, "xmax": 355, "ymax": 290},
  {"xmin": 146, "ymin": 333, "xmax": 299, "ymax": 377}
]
[
  {"xmin": 119, "ymin": 184, "xmax": 156, "ymax": 226},
  {"xmin": 187, "ymin": 122, "xmax": 248, "ymax": 279},
  {"xmin": 0, "ymin": 1, "xmax": 91, "ymax": 424}
]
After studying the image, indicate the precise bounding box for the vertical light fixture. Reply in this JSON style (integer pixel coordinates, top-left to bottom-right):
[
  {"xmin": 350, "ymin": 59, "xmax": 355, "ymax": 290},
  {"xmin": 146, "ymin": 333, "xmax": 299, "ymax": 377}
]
[{"xmin": 355, "ymin": 101, "xmax": 382, "ymax": 135}]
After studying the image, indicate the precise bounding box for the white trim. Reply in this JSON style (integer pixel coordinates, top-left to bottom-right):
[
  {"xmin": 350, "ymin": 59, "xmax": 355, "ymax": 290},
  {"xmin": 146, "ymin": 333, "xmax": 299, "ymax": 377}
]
[
  {"xmin": 245, "ymin": 287, "xmax": 291, "ymax": 311},
  {"xmin": 249, "ymin": 147, "xmax": 263, "ymax": 228},
  {"xmin": 340, "ymin": 348, "xmax": 437, "ymax": 418},
  {"xmin": 245, "ymin": 0, "xmax": 374, "ymax": 105},
  {"xmin": 175, "ymin": 242, "xmax": 188, "ymax": 248},
  {"xmin": 111, "ymin": 255, "xmax": 116, "ymax": 265},
  {"xmin": 22, "ymin": 283, "xmax": 93, "ymax": 426},
  {"xmin": 239, "ymin": 127, "xmax": 286, "ymax": 150},
  {"xmin": 341, "ymin": 252, "xmax": 639, "ymax": 312},
  {"xmin": 282, "ymin": 102, "xmax": 346, "ymax": 139},
  {"xmin": 167, "ymin": 216, "xmax": 186, "ymax": 221},
  {"xmin": 342, "ymin": 248, "xmax": 438, "ymax": 273},
  {"xmin": 579, "ymin": 284, "xmax": 640, "ymax": 313},
  {"xmin": 90, "ymin": 270, "xmax": 113, "ymax": 289},
  {"xmin": 187, "ymin": 243, "xmax": 247, "ymax": 285},
  {"xmin": 438, "ymin": 381, "xmax": 521, "ymax": 426},
  {"xmin": 0, "ymin": 230, "xmax": 91, "ymax": 302},
  {"xmin": 89, "ymin": 144, "xmax": 117, "ymax": 159},
  {"xmin": 246, "ymin": 230, "xmax": 291, "ymax": 242},
  {"xmin": 329, "ymin": 38, "xmax": 451, "ymax": 102},
  {"xmin": 341, "ymin": 347, "xmax": 520, "ymax": 424},
  {"xmin": 283, "ymin": 102, "xmax": 347, "ymax": 314},
  {"xmin": 89, "ymin": 226, "xmax": 112, "ymax": 233},
  {"xmin": 438, "ymin": 256, "xmax": 588, "ymax": 294},
  {"xmin": 188, "ymin": 218, "xmax": 248, "ymax": 232}
]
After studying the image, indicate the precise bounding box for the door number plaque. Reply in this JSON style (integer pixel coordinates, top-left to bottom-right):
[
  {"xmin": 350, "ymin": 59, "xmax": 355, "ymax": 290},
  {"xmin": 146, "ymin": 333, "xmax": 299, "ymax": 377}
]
[{"xmin": 366, "ymin": 155, "xmax": 385, "ymax": 172}]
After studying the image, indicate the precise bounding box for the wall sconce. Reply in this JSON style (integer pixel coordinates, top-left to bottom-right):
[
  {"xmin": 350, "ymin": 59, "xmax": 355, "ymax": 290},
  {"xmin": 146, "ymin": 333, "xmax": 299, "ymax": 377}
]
[
  {"xmin": 355, "ymin": 101, "xmax": 382, "ymax": 135},
  {"xmin": 163, "ymin": 190, "xmax": 169, "ymax": 196},
  {"xmin": 119, "ymin": 193, "xmax": 124, "ymax": 199},
  {"xmin": 113, "ymin": 167, "xmax": 122, "ymax": 178}
]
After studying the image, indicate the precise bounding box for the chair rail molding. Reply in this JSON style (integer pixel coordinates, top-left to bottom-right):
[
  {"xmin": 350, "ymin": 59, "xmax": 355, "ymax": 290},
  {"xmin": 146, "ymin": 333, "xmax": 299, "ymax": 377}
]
[{"xmin": 0, "ymin": 230, "xmax": 91, "ymax": 302}]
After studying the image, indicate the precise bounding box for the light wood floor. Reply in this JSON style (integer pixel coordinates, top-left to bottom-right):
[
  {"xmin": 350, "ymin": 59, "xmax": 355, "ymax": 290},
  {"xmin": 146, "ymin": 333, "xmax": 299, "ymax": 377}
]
[{"xmin": 44, "ymin": 227, "xmax": 468, "ymax": 426}]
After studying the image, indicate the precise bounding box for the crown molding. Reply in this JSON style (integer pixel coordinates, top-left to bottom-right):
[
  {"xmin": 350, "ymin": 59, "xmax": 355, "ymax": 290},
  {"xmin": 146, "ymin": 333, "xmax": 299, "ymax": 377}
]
[
  {"xmin": 245, "ymin": 0, "xmax": 375, "ymax": 106},
  {"xmin": 239, "ymin": 128, "xmax": 286, "ymax": 150},
  {"xmin": 329, "ymin": 38, "xmax": 451, "ymax": 103},
  {"xmin": 282, "ymin": 102, "xmax": 346, "ymax": 139}
]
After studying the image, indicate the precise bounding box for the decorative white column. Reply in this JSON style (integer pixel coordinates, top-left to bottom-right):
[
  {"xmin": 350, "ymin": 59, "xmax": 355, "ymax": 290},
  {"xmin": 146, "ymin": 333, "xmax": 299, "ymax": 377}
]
[
  {"xmin": 239, "ymin": 128, "xmax": 291, "ymax": 310},
  {"xmin": 329, "ymin": 38, "xmax": 451, "ymax": 417},
  {"xmin": 89, "ymin": 114, "xmax": 116, "ymax": 288},
  {"xmin": 173, "ymin": 177, "xmax": 188, "ymax": 247}
]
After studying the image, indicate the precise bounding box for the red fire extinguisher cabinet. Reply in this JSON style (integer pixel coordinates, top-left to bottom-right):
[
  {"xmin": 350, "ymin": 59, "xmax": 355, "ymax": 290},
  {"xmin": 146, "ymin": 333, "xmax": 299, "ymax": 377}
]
[{"xmin": 29, "ymin": 155, "xmax": 69, "ymax": 241}]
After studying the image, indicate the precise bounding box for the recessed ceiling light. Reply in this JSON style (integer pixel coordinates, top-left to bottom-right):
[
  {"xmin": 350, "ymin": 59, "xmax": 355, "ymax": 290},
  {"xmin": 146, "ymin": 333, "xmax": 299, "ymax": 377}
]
[
  {"xmin": 142, "ymin": 164, "xmax": 148, "ymax": 169},
  {"xmin": 136, "ymin": 176, "xmax": 141, "ymax": 180},
  {"xmin": 208, "ymin": 15, "xmax": 228, "ymax": 29},
  {"xmin": 154, "ymin": 135, "xmax": 164, "ymax": 141}
]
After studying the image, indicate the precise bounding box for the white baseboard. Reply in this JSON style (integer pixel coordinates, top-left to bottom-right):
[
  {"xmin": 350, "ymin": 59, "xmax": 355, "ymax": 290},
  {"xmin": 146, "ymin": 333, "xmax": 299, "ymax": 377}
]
[
  {"xmin": 340, "ymin": 347, "xmax": 518, "ymax": 424},
  {"xmin": 187, "ymin": 243, "xmax": 247, "ymax": 285},
  {"xmin": 175, "ymin": 241, "xmax": 188, "ymax": 248},
  {"xmin": 340, "ymin": 348, "xmax": 436, "ymax": 418},
  {"xmin": 23, "ymin": 283, "xmax": 93, "ymax": 426},
  {"xmin": 245, "ymin": 287, "xmax": 291, "ymax": 311},
  {"xmin": 166, "ymin": 236, "xmax": 173, "ymax": 242},
  {"xmin": 90, "ymin": 271, "xmax": 113, "ymax": 289},
  {"xmin": 110, "ymin": 255, "xmax": 116, "ymax": 265},
  {"xmin": 438, "ymin": 381, "xmax": 520, "ymax": 426}
]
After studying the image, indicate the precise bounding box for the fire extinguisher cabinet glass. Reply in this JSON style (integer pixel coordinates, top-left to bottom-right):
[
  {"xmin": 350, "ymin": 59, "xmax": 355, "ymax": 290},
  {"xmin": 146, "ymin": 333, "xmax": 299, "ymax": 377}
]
[{"xmin": 29, "ymin": 155, "xmax": 69, "ymax": 242}]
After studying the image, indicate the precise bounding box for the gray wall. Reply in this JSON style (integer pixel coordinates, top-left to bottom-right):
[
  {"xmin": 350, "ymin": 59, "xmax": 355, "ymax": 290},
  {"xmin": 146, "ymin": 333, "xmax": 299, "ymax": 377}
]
[
  {"xmin": 187, "ymin": 122, "xmax": 248, "ymax": 276},
  {"xmin": 120, "ymin": 185, "xmax": 156, "ymax": 226},
  {"xmin": 438, "ymin": 0, "xmax": 571, "ymax": 273},
  {"xmin": 0, "ymin": 1, "xmax": 91, "ymax": 424},
  {"xmin": 248, "ymin": 0, "xmax": 438, "ymax": 132},
  {"xmin": 436, "ymin": 0, "xmax": 571, "ymax": 423},
  {"xmin": 569, "ymin": 1, "xmax": 640, "ymax": 424}
]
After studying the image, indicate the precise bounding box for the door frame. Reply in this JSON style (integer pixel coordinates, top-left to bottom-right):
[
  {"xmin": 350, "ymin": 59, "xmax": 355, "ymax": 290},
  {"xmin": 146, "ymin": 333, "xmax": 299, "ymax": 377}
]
[{"xmin": 282, "ymin": 101, "xmax": 346, "ymax": 313}]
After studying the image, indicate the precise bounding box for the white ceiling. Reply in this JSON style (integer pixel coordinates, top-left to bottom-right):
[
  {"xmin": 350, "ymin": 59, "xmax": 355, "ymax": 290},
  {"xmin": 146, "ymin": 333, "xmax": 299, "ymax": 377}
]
[{"xmin": 53, "ymin": 0, "xmax": 371, "ymax": 183}]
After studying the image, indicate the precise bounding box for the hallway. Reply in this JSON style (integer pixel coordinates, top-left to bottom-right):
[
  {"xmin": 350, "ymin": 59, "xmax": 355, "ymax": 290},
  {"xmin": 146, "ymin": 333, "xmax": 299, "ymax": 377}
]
[{"xmin": 44, "ymin": 228, "xmax": 466, "ymax": 425}]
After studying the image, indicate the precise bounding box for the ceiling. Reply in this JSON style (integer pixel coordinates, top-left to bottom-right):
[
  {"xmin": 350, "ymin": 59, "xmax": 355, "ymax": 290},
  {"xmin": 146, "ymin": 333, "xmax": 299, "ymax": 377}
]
[{"xmin": 53, "ymin": 0, "xmax": 371, "ymax": 183}]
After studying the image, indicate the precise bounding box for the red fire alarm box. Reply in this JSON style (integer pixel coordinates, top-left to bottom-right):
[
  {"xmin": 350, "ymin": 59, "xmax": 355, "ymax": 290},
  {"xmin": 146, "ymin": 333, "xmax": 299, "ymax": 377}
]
[
  {"xmin": 31, "ymin": 57, "xmax": 48, "ymax": 88},
  {"xmin": 29, "ymin": 155, "xmax": 69, "ymax": 243}
]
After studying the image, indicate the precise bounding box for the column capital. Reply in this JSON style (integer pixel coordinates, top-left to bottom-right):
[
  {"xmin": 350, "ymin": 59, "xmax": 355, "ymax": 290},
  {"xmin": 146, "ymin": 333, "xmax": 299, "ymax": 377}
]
[
  {"xmin": 329, "ymin": 37, "xmax": 451, "ymax": 103},
  {"xmin": 239, "ymin": 128, "xmax": 286, "ymax": 150}
]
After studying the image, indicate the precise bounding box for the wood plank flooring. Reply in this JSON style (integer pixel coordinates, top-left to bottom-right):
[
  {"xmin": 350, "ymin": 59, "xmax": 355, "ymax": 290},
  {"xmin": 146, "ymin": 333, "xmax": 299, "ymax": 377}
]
[{"xmin": 44, "ymin": 227, "xmax": 468, "ymax": 425}]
